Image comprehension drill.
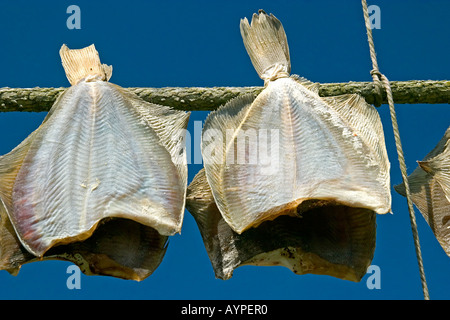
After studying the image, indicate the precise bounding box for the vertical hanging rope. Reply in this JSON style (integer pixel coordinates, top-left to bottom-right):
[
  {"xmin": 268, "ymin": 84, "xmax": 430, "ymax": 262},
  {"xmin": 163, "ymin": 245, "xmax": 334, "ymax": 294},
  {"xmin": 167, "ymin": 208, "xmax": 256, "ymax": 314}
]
[{"xmin": 361, "ymin": 0, "xmax": 430, "ymax": 300}]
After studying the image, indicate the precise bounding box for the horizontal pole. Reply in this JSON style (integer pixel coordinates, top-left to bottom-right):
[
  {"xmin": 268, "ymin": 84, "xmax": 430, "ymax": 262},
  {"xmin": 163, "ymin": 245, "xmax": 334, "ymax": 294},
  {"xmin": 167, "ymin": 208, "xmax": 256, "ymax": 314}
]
[{"xmin": 0, "ymin": 80, "xmax": 448, "ymax": 113}]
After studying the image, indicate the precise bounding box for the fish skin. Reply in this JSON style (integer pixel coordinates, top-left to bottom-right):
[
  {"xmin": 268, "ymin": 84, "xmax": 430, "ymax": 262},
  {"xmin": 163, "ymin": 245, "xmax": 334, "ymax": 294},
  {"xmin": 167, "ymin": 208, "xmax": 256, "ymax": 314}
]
[
  {"xmin": 186, "ymin": 168, "xmax": 376, "ymax": 282},
  {"xmin": 9, "ymin": 80, "xmax": 187, "ymax": 256},
  {"xmin": 202, "ymin": 74, "xmax": 390, "ymax": 235},
  {"xmin": 201, "ymin": 11, "xmax": 390, "ymax": 235},
  {"xmin": 0, "ymin": 44, "xmax": 189, "ymax": 279},
  {"xmin": 187, "ymin": 10, "xmax": 390, "ymax": 281},
  {"xmin": 395, "ymin": 126, "xmax": 450, "ymax": 257}
]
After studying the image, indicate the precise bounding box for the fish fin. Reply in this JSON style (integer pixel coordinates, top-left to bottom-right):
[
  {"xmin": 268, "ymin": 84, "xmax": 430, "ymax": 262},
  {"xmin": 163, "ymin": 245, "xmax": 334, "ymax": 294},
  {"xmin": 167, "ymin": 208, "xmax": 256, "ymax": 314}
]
[
  {"xmin": 0, "ymin": 127, "xmax": 39, "ymax": 210},
  {"xmin": 0, "ymin": 130, "xmax": 40, "ymax": 271},
  {"xmin": 201, "ymin": 93, "xmax": 257, "ymax": 232},
  {"xmin": 419, "ymin": 127, "xmax": 450, "ymax": 201},
  {"xmin": 186, "ymin": 168, "xmax": 219, "ymax": 233},
  {"xmin": 119, "ymin": 86, "xmax": 191, "ymax": 204},
  {"xmin": 290, "ymin": 74, "xmax": 320, "ymax": 93},
  {"xmin": 418, "ymin": 145, "xmax": 450, "ymax": 203},
  {"xmin": 322, "ymin": 93, "xmax": 391, "ymax": 205}
]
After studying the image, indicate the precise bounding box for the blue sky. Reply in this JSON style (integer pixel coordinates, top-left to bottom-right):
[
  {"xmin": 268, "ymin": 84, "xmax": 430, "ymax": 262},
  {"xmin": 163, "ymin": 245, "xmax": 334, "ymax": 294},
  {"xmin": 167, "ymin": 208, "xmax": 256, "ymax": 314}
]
[{"xmin": 0, "ymin": 1, "xmax": 449, "ymax": 300}]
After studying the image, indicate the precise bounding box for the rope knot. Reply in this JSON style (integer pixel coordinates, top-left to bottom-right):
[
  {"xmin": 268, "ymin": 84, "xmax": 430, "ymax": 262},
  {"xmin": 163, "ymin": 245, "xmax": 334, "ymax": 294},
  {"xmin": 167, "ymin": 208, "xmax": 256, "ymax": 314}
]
[
  {"xmin": 370, "ymin": 69, "xmax": 383, "ymax": 80},
  {"xmin": 370, "ymin": 68, "xmax": 384, "ymax": 107},
  {"xmin": 261, "ymin": 63, "xmax": 290, "ymax": 85}
]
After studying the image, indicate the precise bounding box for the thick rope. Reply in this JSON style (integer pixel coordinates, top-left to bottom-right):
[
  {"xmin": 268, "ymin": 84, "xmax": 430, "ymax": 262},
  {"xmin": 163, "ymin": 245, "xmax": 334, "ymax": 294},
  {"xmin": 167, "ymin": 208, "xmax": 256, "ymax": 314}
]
[{"xmin": 361, "ymin": 0, "xmax": 430, "ymax": 300}]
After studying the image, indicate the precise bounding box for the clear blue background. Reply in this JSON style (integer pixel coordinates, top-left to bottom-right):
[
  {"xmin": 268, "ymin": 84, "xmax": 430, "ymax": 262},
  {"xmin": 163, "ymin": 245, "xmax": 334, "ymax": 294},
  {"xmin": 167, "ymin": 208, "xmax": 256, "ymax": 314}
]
[{"xmin": 0, "ymin": 0, "xmax": 449, "ymax": 300}]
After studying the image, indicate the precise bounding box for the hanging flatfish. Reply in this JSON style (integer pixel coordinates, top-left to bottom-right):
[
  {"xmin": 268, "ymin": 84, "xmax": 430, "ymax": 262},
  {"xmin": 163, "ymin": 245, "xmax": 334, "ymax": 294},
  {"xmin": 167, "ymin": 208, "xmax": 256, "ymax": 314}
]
[
  {"xmin": 200, "ymin": 10, "xmax": 391, "ymax": 235},
  {"xmin": 0, "ymin": 44, "xmax": 189, "ymax": 279},
  {"xmin": 395, "ymin": 126, "xmax": 450, "ymax": 256},
  {"xmin": 187, "ymin": 10, "xmax": 391, "ymax": 281},
  {"xmin": 186, "ymin": 168, "xmax": 376, "ymax": 281}
]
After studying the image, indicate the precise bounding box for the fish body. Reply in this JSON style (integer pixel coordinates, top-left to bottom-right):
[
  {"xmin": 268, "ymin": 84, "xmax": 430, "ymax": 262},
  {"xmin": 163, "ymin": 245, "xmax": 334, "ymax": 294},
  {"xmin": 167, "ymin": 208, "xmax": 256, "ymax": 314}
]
[
  {"xmin": 187, "ymin": 10, "xmax": 391, "ymax": 281},
  {"xmin": 0, "ymin": 44, "xmax": 189, "ymax": 279},
  {"xmin": 395, "ymin": 126, "xmax": 450, "ymax": 256}
]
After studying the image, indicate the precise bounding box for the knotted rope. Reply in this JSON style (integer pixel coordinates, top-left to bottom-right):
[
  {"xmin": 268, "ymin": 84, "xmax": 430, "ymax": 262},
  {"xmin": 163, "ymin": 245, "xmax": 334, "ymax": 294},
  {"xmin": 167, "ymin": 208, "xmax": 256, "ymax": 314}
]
[
  {"xmin": 361, "ymin": 0, "xmax": 430, "ymax": 300},
  {"xmin": 261, "ymin": 63, "xmax": 290, "ymax": 86}
]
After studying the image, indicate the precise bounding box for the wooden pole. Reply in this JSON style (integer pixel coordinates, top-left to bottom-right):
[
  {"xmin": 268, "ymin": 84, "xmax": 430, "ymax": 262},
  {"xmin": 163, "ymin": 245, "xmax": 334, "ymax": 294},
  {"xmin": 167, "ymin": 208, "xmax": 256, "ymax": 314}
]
[{"xmin": 0, "ymin": 80, "xmax": 448, "ymax": 113}]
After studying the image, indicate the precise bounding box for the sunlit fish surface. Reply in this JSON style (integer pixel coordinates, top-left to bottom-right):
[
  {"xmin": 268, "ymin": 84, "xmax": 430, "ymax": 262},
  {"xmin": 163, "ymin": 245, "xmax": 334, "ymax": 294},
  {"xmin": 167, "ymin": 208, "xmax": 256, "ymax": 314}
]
[
  {"xmin": 0, "ymin": 44, "xmax": 190, "ymax": 280},
  {"xmin": 395, "ymin": 126, "xmax": 450, "ymax": 257},
  {"xmin": 187, "ymin": 10, "xmax": 391, "ymax": 281}
]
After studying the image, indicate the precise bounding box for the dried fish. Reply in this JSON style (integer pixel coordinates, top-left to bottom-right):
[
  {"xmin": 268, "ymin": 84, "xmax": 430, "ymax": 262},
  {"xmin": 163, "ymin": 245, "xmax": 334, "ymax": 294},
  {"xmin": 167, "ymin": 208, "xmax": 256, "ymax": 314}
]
[
  {"xmin": 187, "ymin": 10, "xmax": 391, "ymax": 281},
  {"xmin": 1, "ymin": 204, "xmax": 168, "ymax": 280},
  {"xmin": 186, "ymin": 168, "xmax": 376, "ymax": 281},
  {"xmin": 0, "ymin": 44, "xmax": 189, "ymax": 279},
  {"xmin": 395, "ymin": 126, "xmax": 450, "ymax": 256},
  {"xmin": 200, "ymin": 10, "xmax": 391, "ymax": 234}
]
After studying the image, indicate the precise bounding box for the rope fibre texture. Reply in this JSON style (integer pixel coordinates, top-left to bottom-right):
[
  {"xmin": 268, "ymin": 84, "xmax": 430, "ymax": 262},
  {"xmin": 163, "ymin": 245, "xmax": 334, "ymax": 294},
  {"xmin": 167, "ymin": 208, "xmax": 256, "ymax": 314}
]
[{"xmin": 361, "ymin": 0, "xmax": 430, "ymax": 300}]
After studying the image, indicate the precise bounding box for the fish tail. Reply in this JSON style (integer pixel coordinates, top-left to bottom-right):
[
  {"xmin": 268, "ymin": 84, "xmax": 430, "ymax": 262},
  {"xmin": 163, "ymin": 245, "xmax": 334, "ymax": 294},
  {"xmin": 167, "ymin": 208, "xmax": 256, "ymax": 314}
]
[
  {"xmin": 59, "ymin": 44, "xmax": 112, "ymax": 85},
  {"xmin": 240, "ymin": 10, "xmax": 291, "ymax": 83}
]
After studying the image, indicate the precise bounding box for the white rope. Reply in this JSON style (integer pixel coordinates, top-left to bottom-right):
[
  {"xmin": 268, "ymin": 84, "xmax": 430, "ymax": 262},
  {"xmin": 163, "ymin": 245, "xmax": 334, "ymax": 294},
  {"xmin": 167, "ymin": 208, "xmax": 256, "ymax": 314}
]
[{"xmin": 361, "ymin": 0, "xmax": 430, "ymax": 300}]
